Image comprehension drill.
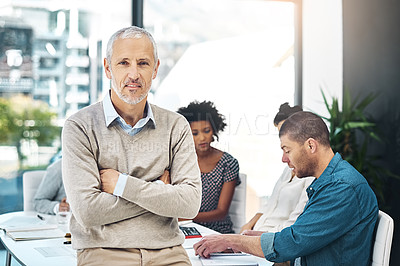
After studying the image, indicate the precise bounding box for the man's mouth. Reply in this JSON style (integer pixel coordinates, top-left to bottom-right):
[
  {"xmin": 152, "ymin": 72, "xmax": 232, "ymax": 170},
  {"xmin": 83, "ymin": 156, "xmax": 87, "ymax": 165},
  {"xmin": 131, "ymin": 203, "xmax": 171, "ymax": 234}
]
[{"xmin": 125, "ymin": 83, "xmax": 141, "ymax": 88}]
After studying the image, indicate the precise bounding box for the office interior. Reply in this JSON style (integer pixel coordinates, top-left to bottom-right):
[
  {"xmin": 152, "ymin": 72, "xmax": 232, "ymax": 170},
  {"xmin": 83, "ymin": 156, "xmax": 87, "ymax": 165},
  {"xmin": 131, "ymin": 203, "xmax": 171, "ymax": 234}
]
[{"xmin": 0, "ymin": 0, "xmax": 399, "ymax": 264}]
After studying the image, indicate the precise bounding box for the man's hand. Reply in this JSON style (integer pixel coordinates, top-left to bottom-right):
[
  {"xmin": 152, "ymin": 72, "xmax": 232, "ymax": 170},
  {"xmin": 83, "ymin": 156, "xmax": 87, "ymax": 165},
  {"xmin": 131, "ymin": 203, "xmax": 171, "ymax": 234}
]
[
  {"xmin": 194, "ymin": 234, "xmax": 231, "ymax": 258},
  {"xmin": 59, "ymin": 197, "xmax": 70, "ymax": 212},
  {"xmin": 100, "ymin": 169, "xmax": 120, "ymax": 194},
  {"xmin": 158, "ymin": 170, "xmax": 170, "ymax": 184}
]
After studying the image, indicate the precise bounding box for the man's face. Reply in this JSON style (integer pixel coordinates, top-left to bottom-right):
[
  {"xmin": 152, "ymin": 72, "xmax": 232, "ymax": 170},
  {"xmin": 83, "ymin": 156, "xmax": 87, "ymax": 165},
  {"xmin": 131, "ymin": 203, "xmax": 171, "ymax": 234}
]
[
  {"xmin": 280, "ymin": 134, "xmax": 316, "ymax": 178},
  {"xmin": 104, "ymin": 37, "xmax": 160, "ymax": 105}
]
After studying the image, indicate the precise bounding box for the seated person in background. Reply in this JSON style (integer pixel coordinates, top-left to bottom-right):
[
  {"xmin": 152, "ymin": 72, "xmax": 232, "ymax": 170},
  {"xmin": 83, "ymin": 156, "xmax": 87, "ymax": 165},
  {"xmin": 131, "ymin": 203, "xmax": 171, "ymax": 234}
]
[
  {"xmin": 177, "ymin": 100, "xmax": 240, "ymax": 234},
  {"xmin": 241, "ymin": 103, "xmax": 314, "ymax": 234},
  {"xmin": 33, "ymin": 158, "xmax": 70, "ymax": 214},
  {"xmin": 194, "ymin": 111, "xmax": 378, "ymax": 265}
]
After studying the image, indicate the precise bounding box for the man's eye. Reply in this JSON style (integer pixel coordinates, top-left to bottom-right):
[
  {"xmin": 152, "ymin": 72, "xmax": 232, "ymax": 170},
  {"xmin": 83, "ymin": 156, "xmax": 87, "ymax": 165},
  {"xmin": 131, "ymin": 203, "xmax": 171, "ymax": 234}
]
[
  {"xmin": 192, "ymin": 132, "xmax": 198, "ymax": 136},
  {"xmin": 138, "ymin": 61, "xmax": 149, "ymax": 66},
  {"xmin": 118, "ymin": 61, "xmax": 128, "ymax": 65}
]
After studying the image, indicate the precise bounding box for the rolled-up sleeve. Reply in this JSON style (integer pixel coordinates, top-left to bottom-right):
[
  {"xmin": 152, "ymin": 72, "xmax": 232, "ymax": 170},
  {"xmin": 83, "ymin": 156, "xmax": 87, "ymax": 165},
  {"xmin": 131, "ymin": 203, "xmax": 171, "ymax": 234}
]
[{"xmin": 261, "ymin": 232, "xmax": 276, "ymax": 259}]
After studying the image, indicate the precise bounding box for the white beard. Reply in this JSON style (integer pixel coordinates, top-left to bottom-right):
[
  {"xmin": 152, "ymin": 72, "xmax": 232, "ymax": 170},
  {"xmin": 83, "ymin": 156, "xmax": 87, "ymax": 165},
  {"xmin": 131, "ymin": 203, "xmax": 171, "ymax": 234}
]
[{"xmin": 110, "ymin": 73, "xmax": 149, "ymax": 105}]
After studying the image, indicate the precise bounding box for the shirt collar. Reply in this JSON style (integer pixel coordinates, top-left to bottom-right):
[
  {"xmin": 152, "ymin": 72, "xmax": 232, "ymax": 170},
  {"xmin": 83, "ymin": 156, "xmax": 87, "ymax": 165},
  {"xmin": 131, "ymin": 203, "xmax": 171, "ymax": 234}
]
[
  {"xmin": 306, "ymin": 152, "xmax": 342, "ymax": 196},
  {"xmin": 321, "ymin": 152, "xmax": 342, "ymax": 176},
  {"xmin": 102, "ymin": 89, "xmax": 156, "ymax": 128}
]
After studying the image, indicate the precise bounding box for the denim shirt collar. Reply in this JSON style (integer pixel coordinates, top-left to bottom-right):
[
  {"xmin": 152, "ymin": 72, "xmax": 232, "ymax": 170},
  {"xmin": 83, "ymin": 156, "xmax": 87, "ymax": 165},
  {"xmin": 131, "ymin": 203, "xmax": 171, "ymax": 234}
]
[
  {"xmin": 102, "ymin": 89, "xmax": 155, "ymax": 128},
  {"xmin": 306, "ymin": 152, "xmax": 342, "ymax": 197}
]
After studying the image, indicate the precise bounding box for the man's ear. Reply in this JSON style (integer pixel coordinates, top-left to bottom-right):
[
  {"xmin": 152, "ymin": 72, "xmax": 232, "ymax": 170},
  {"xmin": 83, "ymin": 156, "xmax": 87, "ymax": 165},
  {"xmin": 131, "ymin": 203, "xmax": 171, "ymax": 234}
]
[
  {"xmin": 307, "ymin": 138, "xmax": 318, "ymax": 153},
  {"xmin": 104, "ymin": 58, "xmax": 112, "ymax": 79},
  {"xmin": 152, "ymin": 59, "xmax": 160, "ymax": 79}
]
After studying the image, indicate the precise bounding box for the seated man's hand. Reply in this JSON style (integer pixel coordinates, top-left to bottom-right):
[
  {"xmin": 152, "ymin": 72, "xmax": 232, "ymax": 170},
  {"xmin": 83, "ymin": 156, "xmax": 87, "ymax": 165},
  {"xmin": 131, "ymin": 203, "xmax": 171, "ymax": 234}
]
[
  {"xmin": 59, "ymin": 197, "xmax": 70, "ymax": 212},
  {"xmin": 158, "ymin": 170, "xmax": 170, "ymax": 184},
  {"xmin": 100, "ymin": 169, "xmax": 120, "ymax": 194},
  {"xmin": 241, "ymin": 230, "xmax": 265, "ymax": 236},
  {"xmin": 194, "ymin": 234, "xmax": 231, "ymax": 258}
]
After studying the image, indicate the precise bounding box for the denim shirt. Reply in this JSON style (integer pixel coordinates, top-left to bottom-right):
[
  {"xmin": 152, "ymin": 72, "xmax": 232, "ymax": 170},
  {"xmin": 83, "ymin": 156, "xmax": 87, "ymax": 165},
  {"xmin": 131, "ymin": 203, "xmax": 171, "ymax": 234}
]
[{"xmin": 261, "ymin": 153, "xmax": 378, "ymax": 266}]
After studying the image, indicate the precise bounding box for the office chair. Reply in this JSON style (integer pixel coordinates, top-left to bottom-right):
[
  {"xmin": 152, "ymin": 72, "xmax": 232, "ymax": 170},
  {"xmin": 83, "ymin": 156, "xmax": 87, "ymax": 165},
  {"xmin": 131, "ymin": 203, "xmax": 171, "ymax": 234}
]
[
  {"xmin": 371, "ymin": 210, "xmax": 394, "ymax": 266},
  {"xmin": 22, "ymin": 170, "xmax": 46, "ymax": 212},
  {"xmin": 229, "ymin": 173, "xmax": 247, "ymax": 233}
]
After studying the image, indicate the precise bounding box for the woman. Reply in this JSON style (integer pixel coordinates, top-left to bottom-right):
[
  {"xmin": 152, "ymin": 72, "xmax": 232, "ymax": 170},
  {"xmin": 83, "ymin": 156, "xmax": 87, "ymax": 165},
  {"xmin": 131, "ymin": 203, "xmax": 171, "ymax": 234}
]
[
  {"xmin": 177, "ymin": 100, "xmax": 240, "ymax": 234},
  {"xmin": 241, "ymin": 102, "xmax": 315, "ymax": 234}
]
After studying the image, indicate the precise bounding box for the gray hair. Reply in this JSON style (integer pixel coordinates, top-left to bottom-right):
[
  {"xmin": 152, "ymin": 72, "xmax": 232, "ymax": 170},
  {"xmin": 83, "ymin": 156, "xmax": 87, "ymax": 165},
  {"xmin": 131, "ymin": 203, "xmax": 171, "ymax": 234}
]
[{"xmin": 106, "ymin": 26, "xmax": 158, "ymax": 66}]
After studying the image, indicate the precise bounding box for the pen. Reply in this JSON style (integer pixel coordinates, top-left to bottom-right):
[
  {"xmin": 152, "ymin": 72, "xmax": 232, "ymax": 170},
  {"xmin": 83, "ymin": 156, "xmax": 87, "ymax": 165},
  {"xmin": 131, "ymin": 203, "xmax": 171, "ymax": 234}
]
[
  {"xmin": 63, "ymin": 241, "xmax": 71, "ymax": 244},
  {"xmin": 37, "ymin": 214, "xmax": 45, "ymax": 221}
]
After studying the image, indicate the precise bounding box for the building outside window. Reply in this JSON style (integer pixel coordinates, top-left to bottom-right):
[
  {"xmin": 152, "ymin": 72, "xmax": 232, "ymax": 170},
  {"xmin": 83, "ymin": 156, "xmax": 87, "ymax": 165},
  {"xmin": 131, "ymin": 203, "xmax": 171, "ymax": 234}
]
[{"xmin": 0, "ymin": 0, "xmax": 296, "ymax": 217}]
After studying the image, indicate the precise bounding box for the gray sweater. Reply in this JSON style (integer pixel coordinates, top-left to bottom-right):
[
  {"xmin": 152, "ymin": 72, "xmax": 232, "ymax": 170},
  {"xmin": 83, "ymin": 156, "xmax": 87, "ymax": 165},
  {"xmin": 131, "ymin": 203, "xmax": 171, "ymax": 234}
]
[
  {"xmin": 33, "ymin": 159, "xmax": 65, "ymax": 214},
  {"xmin": 62, "ymin": 102, "xmax": 202, "ymax": 250}
]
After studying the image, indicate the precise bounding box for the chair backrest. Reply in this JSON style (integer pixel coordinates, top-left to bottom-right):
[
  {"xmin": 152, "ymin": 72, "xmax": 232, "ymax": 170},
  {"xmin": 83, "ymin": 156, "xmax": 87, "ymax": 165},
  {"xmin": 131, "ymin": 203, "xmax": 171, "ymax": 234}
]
[
  {"xmin": 371, "ymin": 210, "xmax": 394, "ymax": 266},
  {"xmin": 23, "ymin": 170, "xmax": 46, "ymax": 212},
  {"xmin": 229, "ymin": 173, "xmax": 247, "ymax": 233}
]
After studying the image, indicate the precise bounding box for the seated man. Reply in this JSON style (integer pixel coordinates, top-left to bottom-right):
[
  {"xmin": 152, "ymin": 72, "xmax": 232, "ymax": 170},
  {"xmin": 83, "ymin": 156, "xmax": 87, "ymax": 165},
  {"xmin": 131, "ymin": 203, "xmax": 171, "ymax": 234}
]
[
  {"xmin": 194, "ymin": 111, "xmax": 379, "ymax": 266},
  {"xmin": 241, "ymin": 103, "xmax": 314, "ymax": 234},
  {"xmin": 33, "ymin": 158, "xmax": 70, "ymax": 214}
]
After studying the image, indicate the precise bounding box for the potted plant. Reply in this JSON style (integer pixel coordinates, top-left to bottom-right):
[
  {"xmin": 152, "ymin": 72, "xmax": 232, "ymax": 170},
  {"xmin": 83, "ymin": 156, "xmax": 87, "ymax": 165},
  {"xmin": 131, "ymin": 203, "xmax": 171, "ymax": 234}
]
[{"xmin": 319, "ymin": 89, "xmax": 399, "ymax": 206}]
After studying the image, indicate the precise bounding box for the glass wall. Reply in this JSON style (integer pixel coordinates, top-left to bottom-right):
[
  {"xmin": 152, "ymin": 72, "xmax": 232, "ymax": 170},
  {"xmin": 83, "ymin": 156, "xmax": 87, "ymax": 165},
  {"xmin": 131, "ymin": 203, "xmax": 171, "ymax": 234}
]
[
  {"xmin": 0, "ymin": 0, "xmax": 296, "ymax": 216},
  {"xmin": 0, "ymin": 0, "xmax": 130, "ymax": 213},
  {"xmin": 144, "ymin": 0, "xmax": 296, "ymax": 214}
]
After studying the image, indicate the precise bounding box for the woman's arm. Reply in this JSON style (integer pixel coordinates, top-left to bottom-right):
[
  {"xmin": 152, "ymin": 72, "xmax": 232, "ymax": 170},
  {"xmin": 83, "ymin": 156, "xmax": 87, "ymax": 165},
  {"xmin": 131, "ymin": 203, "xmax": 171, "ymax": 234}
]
[
  {"xmin": 193, "ymin": 179, "xmax": 237, "ymax": 222},
  {"xmin": 240, "ymin": 212, "xmax": 263, "ymax": 233}
]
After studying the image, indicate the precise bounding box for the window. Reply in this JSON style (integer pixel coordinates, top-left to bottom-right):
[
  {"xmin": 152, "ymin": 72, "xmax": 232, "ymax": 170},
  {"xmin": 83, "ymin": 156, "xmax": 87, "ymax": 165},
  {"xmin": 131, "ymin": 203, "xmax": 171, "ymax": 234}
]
[
  {"xmin": 0, "ymin": 1, "xmax": 131, "ymax": 214},
  {"xmin": 144, "ymin": 0, "xmax": 296, "ymax": 211}
]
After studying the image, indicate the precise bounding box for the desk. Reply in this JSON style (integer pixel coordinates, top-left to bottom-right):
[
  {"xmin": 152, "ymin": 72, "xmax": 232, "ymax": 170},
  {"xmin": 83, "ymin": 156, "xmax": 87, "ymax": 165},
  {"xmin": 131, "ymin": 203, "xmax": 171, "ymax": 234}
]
[
  {"xmin": 1, "ymin": 212, "xmax": 272, "ymax": 266},
  {"xmin": 0, "ymin": 212, "xmax": 74, "ymax": 266}
]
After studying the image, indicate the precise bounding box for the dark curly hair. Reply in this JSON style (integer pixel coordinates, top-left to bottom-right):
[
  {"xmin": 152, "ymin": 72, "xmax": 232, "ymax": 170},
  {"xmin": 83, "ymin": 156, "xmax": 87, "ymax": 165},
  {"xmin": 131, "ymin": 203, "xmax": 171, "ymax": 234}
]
[
  {"xmin": 273, "ymin": 102, "xmax": 303, "ymax": 126},
  {"xmin": 177, "ymin": 100, "xmax": 227, "ymax": 141}
]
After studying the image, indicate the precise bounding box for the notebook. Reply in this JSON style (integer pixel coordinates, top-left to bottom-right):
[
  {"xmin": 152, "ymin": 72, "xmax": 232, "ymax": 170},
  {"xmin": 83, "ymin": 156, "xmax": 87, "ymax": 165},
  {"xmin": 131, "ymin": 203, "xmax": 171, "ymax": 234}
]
[{"xmin": 6, "ymin": 228, "xmax": 66, "ymax": 241}]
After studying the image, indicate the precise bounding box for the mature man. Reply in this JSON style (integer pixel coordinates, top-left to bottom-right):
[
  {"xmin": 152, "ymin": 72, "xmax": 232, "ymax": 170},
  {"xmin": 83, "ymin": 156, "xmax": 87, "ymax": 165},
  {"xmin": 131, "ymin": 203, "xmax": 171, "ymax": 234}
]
[
  {"xmin": 194, "ymin": 111, "xmax": 378, "ymax": 266},
  {"xmin": 62, "ymin": 26, "xmax": 202, "ymax": 265}
]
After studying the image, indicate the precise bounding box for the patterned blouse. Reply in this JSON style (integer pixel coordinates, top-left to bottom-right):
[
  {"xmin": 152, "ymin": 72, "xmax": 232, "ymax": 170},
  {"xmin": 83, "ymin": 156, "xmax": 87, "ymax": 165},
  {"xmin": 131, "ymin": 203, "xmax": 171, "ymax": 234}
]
[{"xmin": 197, "ymin": 152, "xmax": 240, "ymax": 234}]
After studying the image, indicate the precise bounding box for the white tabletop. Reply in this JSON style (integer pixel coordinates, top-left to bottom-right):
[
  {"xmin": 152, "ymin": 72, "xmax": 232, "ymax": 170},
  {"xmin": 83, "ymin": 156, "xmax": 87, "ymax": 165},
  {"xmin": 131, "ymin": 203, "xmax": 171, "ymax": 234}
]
[
  {"xmin": 1, "ymin": 212, "xmax": 272, "ymax": 266},
  {"xmin": 0, "ymin": 212, "xmax": 75, "ymax": 266}
]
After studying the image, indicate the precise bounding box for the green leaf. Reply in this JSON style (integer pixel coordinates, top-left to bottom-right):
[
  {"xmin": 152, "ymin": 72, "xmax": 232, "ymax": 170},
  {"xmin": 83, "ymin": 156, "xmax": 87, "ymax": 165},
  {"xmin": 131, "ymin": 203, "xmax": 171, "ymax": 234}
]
[{"xmin": 318, "ymin": 88, "xmax": 395, "ymax": 206}]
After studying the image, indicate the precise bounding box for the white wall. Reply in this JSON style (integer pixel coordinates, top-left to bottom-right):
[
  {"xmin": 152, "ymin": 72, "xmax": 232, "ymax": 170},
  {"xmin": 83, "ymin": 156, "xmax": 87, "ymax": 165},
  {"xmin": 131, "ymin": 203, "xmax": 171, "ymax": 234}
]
[{"xmin": 302, "ymin": 0, "xmax": 343, "ymax": 116}]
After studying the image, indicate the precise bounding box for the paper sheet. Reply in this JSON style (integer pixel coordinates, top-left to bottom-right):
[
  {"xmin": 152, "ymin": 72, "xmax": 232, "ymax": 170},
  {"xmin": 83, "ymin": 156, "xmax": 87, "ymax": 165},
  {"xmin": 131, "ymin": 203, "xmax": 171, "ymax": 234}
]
[
  {"xmin": 0, "ymin": 216, "xmax": 56, "ymax": 232},
  {"xmin": 35, "ymin": 246, "xmax": 76, "ymax": 257},
  {"xmin": 7, "ymin": 228, "xmax": 65, "ymax": 241},
  {"xmin": 200, "ymin": 256, "xmax": 259, "ymax": 266}
]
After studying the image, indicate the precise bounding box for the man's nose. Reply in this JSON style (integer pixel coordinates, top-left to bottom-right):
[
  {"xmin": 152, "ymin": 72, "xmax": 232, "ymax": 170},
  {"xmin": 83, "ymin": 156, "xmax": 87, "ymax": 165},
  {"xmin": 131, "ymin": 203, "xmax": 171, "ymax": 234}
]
[
  {"xmin": 127, "ymin": 66, "xmax": 139, "ymax": 79},
  {"xmin": 282, "ymin": 153, "xmax": 289, "ymax": 163}
]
